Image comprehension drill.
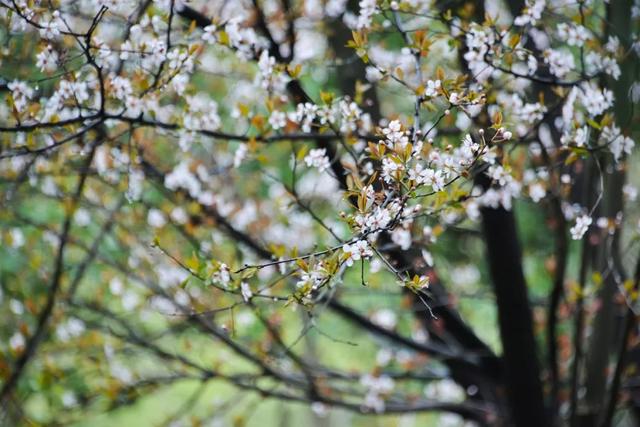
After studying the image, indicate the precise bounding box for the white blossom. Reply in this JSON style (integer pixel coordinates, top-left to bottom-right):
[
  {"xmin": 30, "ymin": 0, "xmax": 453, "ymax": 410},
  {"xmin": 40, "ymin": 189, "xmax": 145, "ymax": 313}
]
[
  {"xmin": 8, "ymin": 80, "xmax": 34, "ymax": 111},
  {"xmin": 9, "ymin": 332, "xmax": 25, "ymax": 351},
  {"xmin": 269, "ymin": 110, "xmax": 287, "ymax": 130},
  {"xmin": 240, "ymin": 282, "xmax": 253, "ymax": 302},
  {"xmin": 202, "ymin": 24, "xmax": 218, "ymax": 43},
  {"xmin": 557, "ymin": 23, "xmax": 590, "ymax": 47},
  {"xmin": 513, "ymin": 0, "xmax": 546, "ymax": 26},
  {"xmin": 424, "ymin": 79, "xmax": 441, "ymax": 97},
  {"xmin": 371, "ymin": 309, "xmax": 397, "ymax": 329},
  {"xmin": 528, "ymin": 183, "xmax": 546, "ymax": 203},
  {"xmin": 544, "ymin": 49, "xmax": 574, "ymax": 78},
  {"xmin": 147, "ymin": 209, "xmax": 166, "ymax": 228},
  {"xmin": 570, "ymin": 214, "xmax": 592, "ymax": 240},
  {"xmin": 36, "ymin": 45, "xmax": 59, "ymax": 72},
  {"xmin": 343, "ymin": 240, "xmax": 373, "ymax": 266},
  {"xmin": 39, "ymin": 12, "xmax": 61, "ymax": 40},
  {"xmin": 304, "ymin": 148, "xmax": 331, "ymax": 173}
]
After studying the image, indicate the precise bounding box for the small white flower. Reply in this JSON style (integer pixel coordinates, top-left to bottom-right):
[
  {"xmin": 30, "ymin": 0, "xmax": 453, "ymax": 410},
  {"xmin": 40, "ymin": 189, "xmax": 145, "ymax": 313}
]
[
  {"xmin": 36, "ymin": 45, "xmax": 59, "ymax": 72},
  {"xmin": 342, "ymin": 240, "xmax": 373, "ymax": 267},
  {"xmin": 8, "ymin": 80, "xmax": 34, "ymax": 111},
  {"xmin": 269, "ymin": 110, "xmax": 287, "ymax": 130},
  {"xmin": 528, "ymin": 183, "xmax": 546, "ymax": 203},
  {"xmin": 39, "ymin": 14, "xmax": 61, "ymax": 40},
  {"xmin": 147, "ymin": 209, "xmax": 166, "ymax": 228},
  {"xmin": 366, "ymin": 66, "xmax": 383, "ymax": 82},
  {"xmin": 74, "ymin": 208, "xmax": 91, "ymax": 227},
  {"xmin": 9, "ymin": 332, "xmax": 25, "ymax": 352},
  {"xmin": 423, "ymin": 79, "xmax": 441, "ymax": 97},
  {"xmin": 356, "ymin": 0, "xmax": 377, "ymax": 29},
  {"xmin": 10, "ymin": 299, "xmax": 24, "ymax": 315},
  {"xmin": 234, "ymin": 143, "xmax": 249, "ymax": 168},
  {"xmin": 119, "ymin": 40, "xmax": 132, "ymax": 60},
  {"xmin": 110, "ymin": 277, "xmax": 124, "ymax": 295},
  {"xmin": 596, "ymin": 217, "xmax": 610, "ymax": 229},
  {"xmin": 381, "ymin": 158, "xmax": 404, "ymax": 183},
  {"xmin": 557, "ymin": 23, "xmax": 590, "ymax": 47},
  {"xmin": 304, "ymin": 148, "xmax": 331, "ymax": 173},
  {"xmin": 360, "ymin": 373, "xmax": 395, "ymax": 413},
  {"xmin": 167, "ymin": 48, "xmax": 188, "ymax": 70},
  {"xmin": 424, "ymin": 379, "xmax": 465, "ymax": 402},
  {"xmin": 9, "ymin": 228, "xmax": 25, "ymax": 248},
  {"xmin": 391, "ymin": 228, "xmax": 412, "ymax": 250},
  {"xmin": 570, "ymin": 214, "xmax": 592, "ymax": 240},
  {"xmin": 214, "ymin": 264, "xmax": 232, "ymax": 287},
  {"xmin": 574, "ymin": 127, "xmax": 589, "ymax": 147},
  {"xmin": 170, "ymin": 207, "xmax": 188, "ymax": 224},
  {"xmin": 202, "ymin": 24, "xmax": 218, "ymax": 43},
  {"xmin": 311, "ymin": 402, "xmax": 328, "ymax": 417},
  {"xmin": 371, "ymin": 309, "xmax": 397, "ymax": 330},
  {"xmin": 61, "ymin": 391, "xmax": 77, "ymax": 407},
  {"xmin": 240, "ymin": 282, "xmax": 253, "ymax": 302},
  {"xmin": 513, "ymin": 0, "xmax": 545, "ymax": 26},
  {"xmin": 544, "ymin": 49, "xmax": 575, "ymax": 78},
  {"xmin": 527, "ymin": 55, "xmax": 538, "ymax": 75},
  {"xmin": 579, "ymin": 82, "xmax": 614, "ymax": 118},
  {"xmin": 110, "ymin": 76, "xmax": 133, "ymax": 99},
  {"xmin": 381, "ymin": 120, "xmax": 409, "ymax": 148},
  {"xmin": 611, "ymin": 135, "xmax": 634, "ymax": 162},
  {"xmin": 623, "ymin": 184, "xmax": 638, "ymax": 202}
]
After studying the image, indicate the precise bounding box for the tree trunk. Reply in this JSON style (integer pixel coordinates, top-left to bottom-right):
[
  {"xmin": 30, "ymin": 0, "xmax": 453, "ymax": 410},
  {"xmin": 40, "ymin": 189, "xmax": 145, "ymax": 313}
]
[{"xmin": 479, "ymin": 195, "xmax": 548, "ymax": 427}]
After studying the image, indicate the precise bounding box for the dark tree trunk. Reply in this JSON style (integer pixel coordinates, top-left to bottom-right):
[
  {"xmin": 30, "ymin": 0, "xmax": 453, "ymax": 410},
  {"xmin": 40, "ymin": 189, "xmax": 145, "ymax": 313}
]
[{"xmin": 480, "ymin": 202, "xmax": 549, "ymax": 427}]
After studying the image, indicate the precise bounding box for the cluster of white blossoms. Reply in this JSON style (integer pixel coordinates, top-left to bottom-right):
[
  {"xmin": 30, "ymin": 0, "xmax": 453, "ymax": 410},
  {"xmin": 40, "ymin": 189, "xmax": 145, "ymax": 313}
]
[
  {"xmin": 586, "ymin": 50, "xmax": 621, "ymax": 81},
  {"xmin": 513, "ymin": 0, "xmax": 546, "ymax": 26},
  {"xmin": 183, "ymin": 94, "xmax": 221, "ymax": 132},
  {"xmin": 257, "ymin": 50, "xmax": 288, "ymax": 92},
  {"xmin": 577, "ymin": 82, "xmax": 614, "ymax": 118},
  {"xmin": 55, "ymin": 318, "xmax": 86, "ymax": 342},
  {"xmin": 331, "ymin": 106, "xmax": 529, "ymax": 257},
  {"xmin": 544, "ymin": 49, "xmax": 575, "ymax": 79},
  {"xmin": 343, "ymin": 240, "xmax": 374, "ymax": 266},
  {"xmin": 273, "ymin": 99, "xmax": 372, "ymax": 136},
  {"xmin": 496, "ymin": 94, "xmax": 547, "ymax": 131},
  {"xmin": 7, "ymin": 80, "xmax": 34, "ymax": 112},
  {"xmin": 523, "ymin": 169, "xmax": 549, "ymax": 203},
  {"xmin": 226, "ymin": 16, "xmax": 270, "ymax": 60},
  {"xmin": 39, "ymin": 10, "xmax": 62, "ymax": 40},
  {"xmin": 354, "ymin": 202, "xmax": 399, "ymax": 235},
  {"xmin": 464, "ymin": 25, "xmax": 497, "ymax": 82},
  {"xmin": 381, "ymin": 120, "xmax": 410, "ymax": 148},
  {"xmin": 423, "ymin": 79, "xmax": 442, "ymax": 97},
  {"xmin": 570, "ymin": 214, "xmax": 593, "ymax": 240},
  {"xmin": 360, "ymin": 373, "xmax": 395, "ymax": 413},
  {"xmin": 240, "ymin": 282, "xmax": 253, "ymax": 302},
  {"xmin": 295, "ymin": 263, "xmax": 330, "ymax": 294},
  {"xmin": 408, "ymin": 163, "xmax": 446, "ymax": 190},
  {"xmin": 602, "ymin": 125, "xmax": 635, "ymax": 162},
  {"xmin": 35, "ymin": 44, "xmax": 59, "ymax": 72},
  {"xmin": 304, "ymin": 148, "xmax": 331, "ymax": 173},
  {"xmin": 268, "ymin": 110, "xmax": 288, "ymax": 130},
  {"xmin": 556, "ymin": 23, "xmax": 591, "ymax": 47},
  {"xmin": 355, "ymin": 0, "xmax": 378, "ymax": 29},
  {"xmin": 474, "ymin": 171, "xmax": 522, "ymax": 212},
  {"xmin": 424, "ymin": 379, "xmax": 466, "ymax": 403},
  {"xmin": 211, "ymin": 263, "xmax": 232, "ymax": 288}
]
